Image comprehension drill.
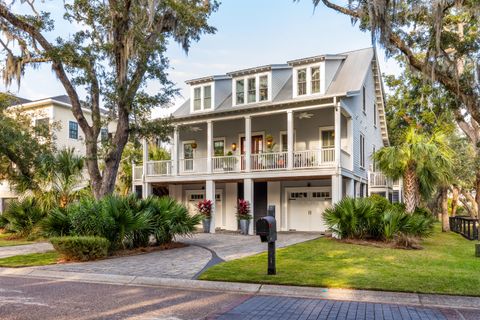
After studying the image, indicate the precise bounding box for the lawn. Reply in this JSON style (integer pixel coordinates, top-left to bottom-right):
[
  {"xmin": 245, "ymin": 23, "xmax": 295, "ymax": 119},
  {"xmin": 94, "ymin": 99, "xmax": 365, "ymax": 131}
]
[
  {"xmin": 200, "ymin": 225, "xmax": 480, "ymax": 296},
  {"xmin": 0, "ymin": 251, "xmax": 59, "ymax": 267},
  {"xmin": 0, "ymin": 232, "xmax": 33, "ymax": 247}
]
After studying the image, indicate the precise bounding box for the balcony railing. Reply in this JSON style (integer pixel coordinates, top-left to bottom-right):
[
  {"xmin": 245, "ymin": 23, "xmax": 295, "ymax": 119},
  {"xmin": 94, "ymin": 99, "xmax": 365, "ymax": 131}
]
[
  {"xmin": 213, "ymin": 155, "xmax": 243, "ymax": 173},
  {"xmin": 140, "ymin": 148, "xmax": 338, "ymax": 179},
  {"xmin": 147, "ymin": 160, "xmax": 172, "ymax": 176},
  {"xmin": 252, "ymin": 152, "xmax": 288, "ymax": 171},
  {"xmin": 369, "ymin": 172, "xmax": 391, "ymax": 187}
]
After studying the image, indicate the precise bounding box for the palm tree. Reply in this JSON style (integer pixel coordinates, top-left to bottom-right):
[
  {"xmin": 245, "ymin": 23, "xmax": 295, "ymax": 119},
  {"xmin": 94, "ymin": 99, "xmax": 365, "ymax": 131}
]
[
  {"xmin": 36, "ymin": 148, "xmax": 86, "ymax": 210},
  {"xmin": 373, "ymin": 127, "xmax": 452, "ymax": 213}
]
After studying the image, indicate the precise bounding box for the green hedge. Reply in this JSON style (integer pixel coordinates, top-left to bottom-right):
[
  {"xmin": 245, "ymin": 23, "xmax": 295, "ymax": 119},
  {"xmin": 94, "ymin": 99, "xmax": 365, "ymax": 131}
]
[{"xmin": 50, "ymin": 236, "xmax": 109, "ymax": 261}]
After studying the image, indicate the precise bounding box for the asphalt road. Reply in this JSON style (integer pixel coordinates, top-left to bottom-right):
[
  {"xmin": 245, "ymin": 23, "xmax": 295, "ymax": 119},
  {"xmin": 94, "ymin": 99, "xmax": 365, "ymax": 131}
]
[
  {"xmin": 2, "ymin": 275, "xmax": 480, "ymax": 320},
  {"xmin": 0, "ymin": 275, "xmax": 247, "ymax": 320}
]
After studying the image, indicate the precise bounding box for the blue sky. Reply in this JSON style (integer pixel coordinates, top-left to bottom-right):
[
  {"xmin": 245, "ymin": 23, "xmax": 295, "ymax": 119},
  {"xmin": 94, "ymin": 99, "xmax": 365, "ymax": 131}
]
[{"xmin": 2, "ymin": 0, "xmax": 401, "ymax": 118}]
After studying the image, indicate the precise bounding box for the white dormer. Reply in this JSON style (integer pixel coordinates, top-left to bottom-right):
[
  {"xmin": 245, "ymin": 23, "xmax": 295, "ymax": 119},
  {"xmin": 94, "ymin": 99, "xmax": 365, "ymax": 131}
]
[
  {"xmin": 288, "ymin": 55, "xmax": 346, "ymax": 99},
  {"xmin": 186, "ymin": 75, "xmax": 230, "ymax": 113},
  {"xmin": 231, "ymin": 72, "xmax": 271, "ymax": 106},
  {"xmin": 190, "ymin": 82, "xmax": 214, "ymax": 113}
]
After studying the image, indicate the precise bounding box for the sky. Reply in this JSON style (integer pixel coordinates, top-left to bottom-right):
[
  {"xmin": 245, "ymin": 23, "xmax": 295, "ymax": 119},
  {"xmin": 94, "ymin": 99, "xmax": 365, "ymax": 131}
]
[{"xmin": 1, "ymin": 0, "xmax": 402, "ymax": 118}]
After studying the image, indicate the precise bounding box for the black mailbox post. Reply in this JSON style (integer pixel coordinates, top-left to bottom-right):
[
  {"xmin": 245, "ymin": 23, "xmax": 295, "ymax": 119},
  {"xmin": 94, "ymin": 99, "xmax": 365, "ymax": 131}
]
[{"xmin": 256, "ymin": 205, "xmax": 277, "ymax": 275}]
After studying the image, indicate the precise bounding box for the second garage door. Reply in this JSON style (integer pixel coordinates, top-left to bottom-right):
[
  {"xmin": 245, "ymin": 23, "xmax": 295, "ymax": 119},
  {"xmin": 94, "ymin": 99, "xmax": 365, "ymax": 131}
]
[{"xmin": 287, "ymin": 188, "xmax": 331, "ymax": 232}]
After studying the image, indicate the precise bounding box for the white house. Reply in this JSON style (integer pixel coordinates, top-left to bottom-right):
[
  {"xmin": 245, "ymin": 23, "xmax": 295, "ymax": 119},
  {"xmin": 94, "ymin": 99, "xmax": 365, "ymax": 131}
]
[
  {"xmin": 133, "ymin": 47, "xmax": 391, "ymax": 234},
  {"xmin": 0, "ymin": 95, "xmax": 116, "ymax": 212}
]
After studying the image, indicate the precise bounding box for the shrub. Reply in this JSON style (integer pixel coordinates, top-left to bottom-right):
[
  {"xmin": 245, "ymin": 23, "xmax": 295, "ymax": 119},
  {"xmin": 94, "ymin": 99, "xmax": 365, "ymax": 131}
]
[
  {"xmin": 50, "ymin": 236, "xmax": 109, "ymax": 261},
  {"xmin": 2, "ymin": 197, "xmax": 45, "ymax": 238},
  {"xmin": 236, "ymin": 199, "xmax": 252, "ymax": 220},
  {"xmin": 68, "ymin": 197, "xmax": 114, "ymax": 239},
  {"xmin": 323, "ymin": 197, "xmax": 375, "ymax": 239},
  {"xmin": 145, "ymin": 196, "xmax": 202, "ymax": 244},
  {"xmin": 40, "ymin": 207, "xmax": 72, "ymax": 238},
  {"xmin": 323, "ymin": 197, "xmax": 435, "ymax": 247}
]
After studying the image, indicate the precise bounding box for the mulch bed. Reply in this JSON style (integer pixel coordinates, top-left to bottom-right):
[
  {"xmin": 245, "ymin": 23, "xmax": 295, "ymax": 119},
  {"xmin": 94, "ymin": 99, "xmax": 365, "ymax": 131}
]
[{"xmin": 335, "ymin": 237, "xmax": 423, "ymax": 250}]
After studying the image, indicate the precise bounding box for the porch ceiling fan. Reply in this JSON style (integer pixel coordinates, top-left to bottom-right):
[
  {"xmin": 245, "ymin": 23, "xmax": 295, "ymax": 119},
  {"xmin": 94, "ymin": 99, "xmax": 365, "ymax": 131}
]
[
  {"xmin": 297, "ymin": 112, "xmax": 314, "ymax": 119},
  {"xmin": 190, "ymin": 126, "xmax": 203, "ymax": 132}
]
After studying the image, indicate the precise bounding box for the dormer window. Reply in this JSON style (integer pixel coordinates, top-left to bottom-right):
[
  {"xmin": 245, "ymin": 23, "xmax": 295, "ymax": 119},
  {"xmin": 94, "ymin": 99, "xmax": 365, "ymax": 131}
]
[
  {"xmin": 191, "ymin": 83, "xmax": 214, "ymax": 112},
  {"xmin": 247, "ymin": 77, "xmax": 256, "ymax": 103},
  {"xmin": 311, "ymin": 67, "xmax": 320, "ymax": 94},
  {"xmin": 236, "ymin": 79, "xmax": 245, "ymax": 104},
  {"xmin": 259, "ymin": 75, "xmax": 268, "ymax": 101},
  {"xmin": 203, "ymin": 85, "xmax": 212, "ymax": 110},
  {"xmin": 193, "ymin": 87, "xmax": 201, "ymax": 111},
  {"xmin": 233, "ymin": 73, "xmax": 270, "ymax": 106},
  {"xmin": 297, "ymin": 69, "xmax": 307, "ymax": 96}
]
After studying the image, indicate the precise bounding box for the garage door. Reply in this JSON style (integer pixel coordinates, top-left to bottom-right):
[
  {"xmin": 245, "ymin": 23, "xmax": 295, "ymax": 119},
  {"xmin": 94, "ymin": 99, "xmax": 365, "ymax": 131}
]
[
  {"xmin": 287, "ymin": 188, "xmax": 331, "ymax": 232},
  {"xmin": 185, "ymin": 191, "xmax": 224, "ymax": 229}
]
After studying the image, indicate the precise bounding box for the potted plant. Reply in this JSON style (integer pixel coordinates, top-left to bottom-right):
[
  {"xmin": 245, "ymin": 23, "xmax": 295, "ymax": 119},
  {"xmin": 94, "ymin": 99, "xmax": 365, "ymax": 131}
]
[
  {"xmin": 196, "ymin": 199, "xmax": 213, "ymax": 233},
  {"xmin": 236, "ymin": 199, "xmax": 252, "ymax": 235}
]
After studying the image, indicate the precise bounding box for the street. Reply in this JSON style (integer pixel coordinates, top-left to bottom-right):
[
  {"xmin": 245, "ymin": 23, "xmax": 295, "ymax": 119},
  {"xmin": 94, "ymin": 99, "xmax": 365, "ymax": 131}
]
[{"xmin": 2, "ymin": 275, "xmax": 480, "ymax": 320}]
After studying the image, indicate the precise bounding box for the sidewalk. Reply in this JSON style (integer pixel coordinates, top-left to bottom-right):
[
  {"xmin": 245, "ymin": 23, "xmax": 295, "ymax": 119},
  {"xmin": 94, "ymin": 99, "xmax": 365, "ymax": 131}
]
[
  {"xmin": 1, "ymin": 266, "xmax": 479, "ymax": 312},
  {"xmin": 0, "ymin": 242, "xmax": 53, "ymax": 258}
]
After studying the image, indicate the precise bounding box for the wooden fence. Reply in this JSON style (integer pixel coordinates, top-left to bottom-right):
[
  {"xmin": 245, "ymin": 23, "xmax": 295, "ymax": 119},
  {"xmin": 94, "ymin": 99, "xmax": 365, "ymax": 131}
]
[{"xmin": 449, "ymin": 216, "xmax": 479, "ymax": 240}]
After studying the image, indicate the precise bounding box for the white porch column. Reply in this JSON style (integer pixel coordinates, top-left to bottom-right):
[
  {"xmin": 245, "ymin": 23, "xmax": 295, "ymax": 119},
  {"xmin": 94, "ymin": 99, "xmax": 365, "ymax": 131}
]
[
  {"xmin": 206, "ymin": 180, "xmax": 216, "ymax": 233},
  {"xmin": 287, "ymin": 110, "xmax": 294, "ymax": 170},
  {"xmin": 245, "ymin": 116, "xmax": 252, "ymax": 172},
  {"xmin": 334, "ymin": 106, "xmax": 341, "ymax": 167},
  {"xmin": 244, "ymin": 178, "xmax": 254, "ymax": 235},
  {"xmin": 207, "ymin": 120, "xmax": 213, "ymax": 174},
  {"xmin": 0, "ymin": 198, "xmax": 4, "ymax": 213},
  {"xmin": 332, "ymin": 174, "xmax": 343, "ymax": 205},
  {"xmin": 142, "ymin": 138, "xmax": 149, "ymax": 199},
  {"xmin": 171, "ymin": 126, "xmax": 179, "ymax": 176},
  {"xmin": 346, "ymin": 178, "xmax": 355, "ymax": 198}
]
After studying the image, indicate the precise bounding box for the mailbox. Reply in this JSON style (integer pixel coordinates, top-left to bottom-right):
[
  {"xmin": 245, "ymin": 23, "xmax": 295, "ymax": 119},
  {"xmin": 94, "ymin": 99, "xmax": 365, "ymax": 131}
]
[{"xmin": 256, "ymin": 215, "xmax": 277, "ymax": 243}]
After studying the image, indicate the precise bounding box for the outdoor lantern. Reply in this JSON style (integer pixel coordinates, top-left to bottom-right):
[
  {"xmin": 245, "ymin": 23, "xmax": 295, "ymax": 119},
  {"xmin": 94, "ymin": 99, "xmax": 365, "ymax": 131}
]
[
  {"xmin": 231, "ymin": 142, "xmax": 237, "ymax": 151},
  {"xmin": 191, "ymin": 142, "xmax": 197, "ymax": 149}
]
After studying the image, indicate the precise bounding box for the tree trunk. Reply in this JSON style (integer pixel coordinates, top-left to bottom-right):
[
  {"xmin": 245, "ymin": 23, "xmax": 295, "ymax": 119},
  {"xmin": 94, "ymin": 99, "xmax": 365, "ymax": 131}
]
[
  {"xmin": 451, "ymin": 185, "xmax": 459, "ymax": 217},
  {"xmin": 440, "ymin": 187, "xmax": 449, "ymax": 232},
  {"xmin": 403, "ymin": 166, "xmax": 418, "ymax": 213}
]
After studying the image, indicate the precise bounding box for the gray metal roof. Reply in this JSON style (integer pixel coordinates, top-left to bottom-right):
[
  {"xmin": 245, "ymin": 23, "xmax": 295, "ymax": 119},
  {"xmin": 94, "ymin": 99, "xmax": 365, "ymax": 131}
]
[{"xmin": 172, "ymin": 47, "xmax": 376, "ymax": 120}]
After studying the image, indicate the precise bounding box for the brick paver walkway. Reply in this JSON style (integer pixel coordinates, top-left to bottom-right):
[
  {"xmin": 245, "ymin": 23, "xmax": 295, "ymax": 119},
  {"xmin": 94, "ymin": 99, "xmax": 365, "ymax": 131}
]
[
  {"xmin": 217, "ymin": 296, "xmax": 449, "ymax": 320},
  {"xmin": 0, "ymin": 242, "xmax": 53, "ymax": 259},
  {"xmin": 36, "ymin": 232, "xmax": 319, "ymax": 279}
]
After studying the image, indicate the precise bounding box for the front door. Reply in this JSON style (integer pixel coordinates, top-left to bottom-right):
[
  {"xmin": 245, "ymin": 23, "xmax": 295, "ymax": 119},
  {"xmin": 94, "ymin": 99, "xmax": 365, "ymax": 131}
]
[
  {"xmin": 320, "ymin": 129, "xmax": 335, "ymax": 162},
  {"xmin": 241, "ymin": 135, "xmax": 263, "ymax": 170}
]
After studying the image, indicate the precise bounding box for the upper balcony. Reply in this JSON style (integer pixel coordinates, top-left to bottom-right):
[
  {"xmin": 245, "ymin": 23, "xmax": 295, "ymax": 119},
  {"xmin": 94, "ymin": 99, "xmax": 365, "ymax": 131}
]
[{"xmin": 134, "ymin": 105, "xmax": 354, "ymax": 183}]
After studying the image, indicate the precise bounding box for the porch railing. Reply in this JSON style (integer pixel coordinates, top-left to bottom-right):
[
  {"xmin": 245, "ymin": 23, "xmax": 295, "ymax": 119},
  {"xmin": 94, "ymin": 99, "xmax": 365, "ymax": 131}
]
[
  {"xmin": 251, "ymin": 152, "xmax": 288, "ymax": 171},
  {"xmin": 147, "ymin": 160, "xmax": 172, "ymax": 176},
  {"xmin": 179, "ymin": 158, "xmax": 207, "ymax": 175},
  {"xmin": 450, "ymin": 216, "xmax": 479, "ymax": 240},
  {"xmin": 369, "ymin": 172, "xmax": 390, "ymax": 187},
  {"xmin": 293, "ymin": 148, "xmax": 335, "ymax": 168},
  {"xmin": 212, "ymin": 155, "xmax": 242, "ymax": 173}
]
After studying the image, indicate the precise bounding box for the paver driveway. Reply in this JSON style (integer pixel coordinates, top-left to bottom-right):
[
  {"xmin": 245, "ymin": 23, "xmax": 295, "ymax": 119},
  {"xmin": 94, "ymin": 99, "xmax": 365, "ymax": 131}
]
[{"xmin": 37, "ymin": 232, "xmax": 320, "ymax": 279}]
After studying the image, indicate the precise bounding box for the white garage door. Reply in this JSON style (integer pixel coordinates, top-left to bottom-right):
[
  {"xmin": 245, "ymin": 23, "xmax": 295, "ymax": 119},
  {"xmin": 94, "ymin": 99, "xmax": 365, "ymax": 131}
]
[
  {"xmin": 287, "ymin": 188, "xmax": 331, "ymax": 232},
  {"xmin": 185, "ymin": 190, "xmax": 223, "ymax": 229}
]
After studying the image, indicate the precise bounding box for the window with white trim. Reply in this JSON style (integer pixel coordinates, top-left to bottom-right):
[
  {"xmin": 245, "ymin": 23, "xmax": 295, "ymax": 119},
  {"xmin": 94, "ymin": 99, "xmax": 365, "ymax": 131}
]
[
  {"xmin": 69, "ymin": 121, "xmax": 78, "ymax": 140},
  {"xmin": 203, "ymin": 85, "xmax": 212, "ymax": 110},
  {"xmin": 193, "ymin": 87, "xmax": 201, "ymax": 111},
  {"xmin": 360, "ymin": 133, "xmax": 365, "ymax": 168},
  {"xmin": 259, "ymin": 75, "xmax": 268, "ymax": 101},
  {"xmin": 373, "ymin": 102, "xmax": 377, "ymax": 126},
  {"xmin": 247, "ymin": 77, "xmax": 256, "ymax": 103},
  {"xmin": 311, "ymin": 67, "xmax": 320, "ymax": 94},
  {"xmin": 297, "ymin": 69, "xmax": 307, "ymax": 96},
  {"xmin": 362, "ymin": 85, "xmax": 366, "ymax": 113},
  {"xmin": 213, "ymin": 139, "xmax": 225, "ymax": 156},
  {"xmin": 236, "ymin": 79, "xmax": 245, "ymax": 104}
]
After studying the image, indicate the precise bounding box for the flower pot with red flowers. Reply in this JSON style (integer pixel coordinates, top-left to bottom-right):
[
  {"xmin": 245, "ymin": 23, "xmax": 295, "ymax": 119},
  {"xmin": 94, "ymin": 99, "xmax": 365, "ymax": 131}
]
[
  {"xmin": 236, "ymin": 199, "xmax": 252, "ymax": 235},
  {"xmin": 196, "ymin": 199, "xmax": 213, "ymax": 233}
]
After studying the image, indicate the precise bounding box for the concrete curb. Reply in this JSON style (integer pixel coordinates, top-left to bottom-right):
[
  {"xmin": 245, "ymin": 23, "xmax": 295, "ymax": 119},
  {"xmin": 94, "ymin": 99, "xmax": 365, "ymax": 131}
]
[{"xmin": 1, "ymin": 267, "xmax": 479, "ymax": 310}]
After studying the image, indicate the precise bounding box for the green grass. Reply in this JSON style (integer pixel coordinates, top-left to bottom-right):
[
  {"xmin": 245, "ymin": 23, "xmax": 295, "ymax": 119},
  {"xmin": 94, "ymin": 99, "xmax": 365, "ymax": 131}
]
[
  {"xmin": 200, "ymin": 225, "xmax": 480, "ymax": 296},
  {"xmin": 0, "ymin": 251, "xmax": 59, "ymax": 267},
  {"xmin": 0, "ymin": 232, "xmax": 33, "ymax": 247}
]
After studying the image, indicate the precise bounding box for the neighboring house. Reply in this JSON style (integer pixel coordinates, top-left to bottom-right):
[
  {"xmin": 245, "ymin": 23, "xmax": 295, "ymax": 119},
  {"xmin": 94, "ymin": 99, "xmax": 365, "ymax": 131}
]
[
  {"xmin": 0, "ymin": 95, "xmax": 116, "ymax": 213},
  {"xmin": 133, "ymin": 47, "xmax": 393, "ymax": 234}
]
